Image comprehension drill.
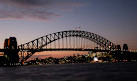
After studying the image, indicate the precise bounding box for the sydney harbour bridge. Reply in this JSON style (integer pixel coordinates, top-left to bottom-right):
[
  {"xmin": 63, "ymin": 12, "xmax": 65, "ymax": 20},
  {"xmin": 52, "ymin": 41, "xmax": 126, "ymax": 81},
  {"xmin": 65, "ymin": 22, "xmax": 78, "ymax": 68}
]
[{"xmin": 0, "ymin": 30, "xmax": 121, "ymax": 65}]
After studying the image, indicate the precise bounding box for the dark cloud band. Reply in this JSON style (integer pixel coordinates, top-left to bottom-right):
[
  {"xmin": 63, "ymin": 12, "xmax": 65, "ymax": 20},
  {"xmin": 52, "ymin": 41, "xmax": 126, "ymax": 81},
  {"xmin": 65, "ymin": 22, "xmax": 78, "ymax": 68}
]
[{"xmin": 0, "ymin": 0, "xmax": 87, "ymax": 20}]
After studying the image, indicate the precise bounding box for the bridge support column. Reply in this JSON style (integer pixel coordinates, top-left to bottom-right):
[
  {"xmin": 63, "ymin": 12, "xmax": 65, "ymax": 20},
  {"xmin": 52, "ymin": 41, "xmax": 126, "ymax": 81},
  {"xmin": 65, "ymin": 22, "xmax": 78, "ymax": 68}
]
[{"xmin": 4, "ymin": 37, "xmax": 19, "ymax": 65}]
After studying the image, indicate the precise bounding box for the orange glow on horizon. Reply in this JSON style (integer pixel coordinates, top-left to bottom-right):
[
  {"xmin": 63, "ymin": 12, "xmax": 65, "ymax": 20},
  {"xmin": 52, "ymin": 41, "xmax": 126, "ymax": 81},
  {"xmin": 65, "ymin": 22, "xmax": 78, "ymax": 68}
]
[{"xmin": 29, "ymin": 51, "xmax": 88, "ymax": 60}]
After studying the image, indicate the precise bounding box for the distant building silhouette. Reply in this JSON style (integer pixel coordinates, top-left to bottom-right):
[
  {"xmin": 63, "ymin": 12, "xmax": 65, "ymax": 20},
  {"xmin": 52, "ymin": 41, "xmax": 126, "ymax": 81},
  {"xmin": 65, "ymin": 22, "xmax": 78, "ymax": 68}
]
[{"xmin": 123, "ymin": 44, "xmax": 128, "ymax": 51}]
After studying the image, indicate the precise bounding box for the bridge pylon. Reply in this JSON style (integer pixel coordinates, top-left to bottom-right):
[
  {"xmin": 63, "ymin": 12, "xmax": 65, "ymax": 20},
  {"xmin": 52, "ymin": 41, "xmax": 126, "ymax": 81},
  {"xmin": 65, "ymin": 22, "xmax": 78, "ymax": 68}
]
[{"xmin": 4, "ymin": 37, "xmax": 19, "ymax": 64}]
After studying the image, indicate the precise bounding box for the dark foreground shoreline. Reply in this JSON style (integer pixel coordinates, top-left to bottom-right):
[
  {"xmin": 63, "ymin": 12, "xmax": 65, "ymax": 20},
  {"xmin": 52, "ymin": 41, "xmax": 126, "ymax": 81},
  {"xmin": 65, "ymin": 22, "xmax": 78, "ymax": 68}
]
[{"xmin": 1, "ymin": 61, "xmax": 137, "ymax": 67}]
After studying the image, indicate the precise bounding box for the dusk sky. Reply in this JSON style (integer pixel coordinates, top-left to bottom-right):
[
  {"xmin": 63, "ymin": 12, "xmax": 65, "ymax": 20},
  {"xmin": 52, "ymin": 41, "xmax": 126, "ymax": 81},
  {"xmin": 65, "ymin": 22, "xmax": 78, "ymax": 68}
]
[{"xmin": 0, "ymin": 0, "xmax": 137, "ymax": 55}]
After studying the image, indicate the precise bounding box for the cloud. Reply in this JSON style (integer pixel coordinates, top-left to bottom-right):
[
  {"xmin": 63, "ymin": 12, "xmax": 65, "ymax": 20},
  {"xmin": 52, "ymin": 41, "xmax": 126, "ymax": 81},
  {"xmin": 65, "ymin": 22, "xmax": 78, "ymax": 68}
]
[{"xmin": 0, "ymin": 0, "xmax": 87, "ymax": 20}]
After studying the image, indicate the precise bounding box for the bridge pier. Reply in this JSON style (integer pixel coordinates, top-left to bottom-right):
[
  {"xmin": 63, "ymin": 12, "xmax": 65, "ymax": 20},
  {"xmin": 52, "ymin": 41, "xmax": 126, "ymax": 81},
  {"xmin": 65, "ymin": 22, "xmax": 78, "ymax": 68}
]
[{"xmin": 3, "ymin": 37, "xmax": 19, "ymax": 65}]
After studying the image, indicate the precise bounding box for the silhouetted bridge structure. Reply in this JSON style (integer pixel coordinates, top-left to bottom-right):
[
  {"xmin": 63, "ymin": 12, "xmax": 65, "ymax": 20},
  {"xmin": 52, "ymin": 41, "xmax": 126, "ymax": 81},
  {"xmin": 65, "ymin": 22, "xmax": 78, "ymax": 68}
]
[{"xmin": 0, "ymin": 30, "xmax": 118, "ymax": 63}]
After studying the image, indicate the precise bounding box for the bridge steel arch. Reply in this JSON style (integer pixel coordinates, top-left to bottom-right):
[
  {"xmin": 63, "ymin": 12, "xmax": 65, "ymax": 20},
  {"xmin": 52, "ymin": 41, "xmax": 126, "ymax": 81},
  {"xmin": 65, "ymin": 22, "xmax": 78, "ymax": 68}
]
[{"xmin": 18, "ymin": 30, "xmax": 116, "ymax": 62}]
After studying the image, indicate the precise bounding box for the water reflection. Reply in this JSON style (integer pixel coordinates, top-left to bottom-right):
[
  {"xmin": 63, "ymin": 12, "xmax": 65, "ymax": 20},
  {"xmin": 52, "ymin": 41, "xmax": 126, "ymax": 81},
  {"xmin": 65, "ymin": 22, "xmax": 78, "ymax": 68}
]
[{"xmin": 0, "ymin": 63, "xmax": 137, "ymax": 81}]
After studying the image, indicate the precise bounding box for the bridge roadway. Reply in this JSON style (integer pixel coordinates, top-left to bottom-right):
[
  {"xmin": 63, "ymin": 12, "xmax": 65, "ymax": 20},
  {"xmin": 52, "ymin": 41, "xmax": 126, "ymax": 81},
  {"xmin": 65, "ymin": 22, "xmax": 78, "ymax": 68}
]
[
  {"xmin": 1, "ymin": 48, "xmax": 135, "ymax": 54},
  {"xmin": 0, "ymin": 48, "xmax": 112, "ymax": 52}
]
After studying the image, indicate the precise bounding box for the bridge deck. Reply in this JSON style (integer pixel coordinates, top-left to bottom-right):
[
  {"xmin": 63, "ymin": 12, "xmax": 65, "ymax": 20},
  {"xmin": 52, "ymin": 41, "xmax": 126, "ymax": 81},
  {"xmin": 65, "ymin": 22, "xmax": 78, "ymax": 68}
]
[
  {"xmin": 0, "ymin": 48, "xmax": 111, "ymax": 52},
  {"xmin": 1, "ymin": 49, "xmax": 136, "ymax": 53}
]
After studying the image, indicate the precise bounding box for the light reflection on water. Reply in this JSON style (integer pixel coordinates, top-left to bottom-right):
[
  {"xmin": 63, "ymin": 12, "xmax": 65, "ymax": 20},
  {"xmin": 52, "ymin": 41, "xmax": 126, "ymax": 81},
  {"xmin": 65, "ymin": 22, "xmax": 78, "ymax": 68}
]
[{"xmin": 0, "ymin": 63, "xmax": 137, "ymax": 81}]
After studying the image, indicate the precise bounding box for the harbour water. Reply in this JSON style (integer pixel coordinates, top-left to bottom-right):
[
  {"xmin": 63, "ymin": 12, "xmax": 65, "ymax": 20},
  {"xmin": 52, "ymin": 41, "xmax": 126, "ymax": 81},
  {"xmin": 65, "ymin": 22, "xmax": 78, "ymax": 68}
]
[{"xmin": 0, "ymin": 63, "xmax": 137, "ymax": 81}]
